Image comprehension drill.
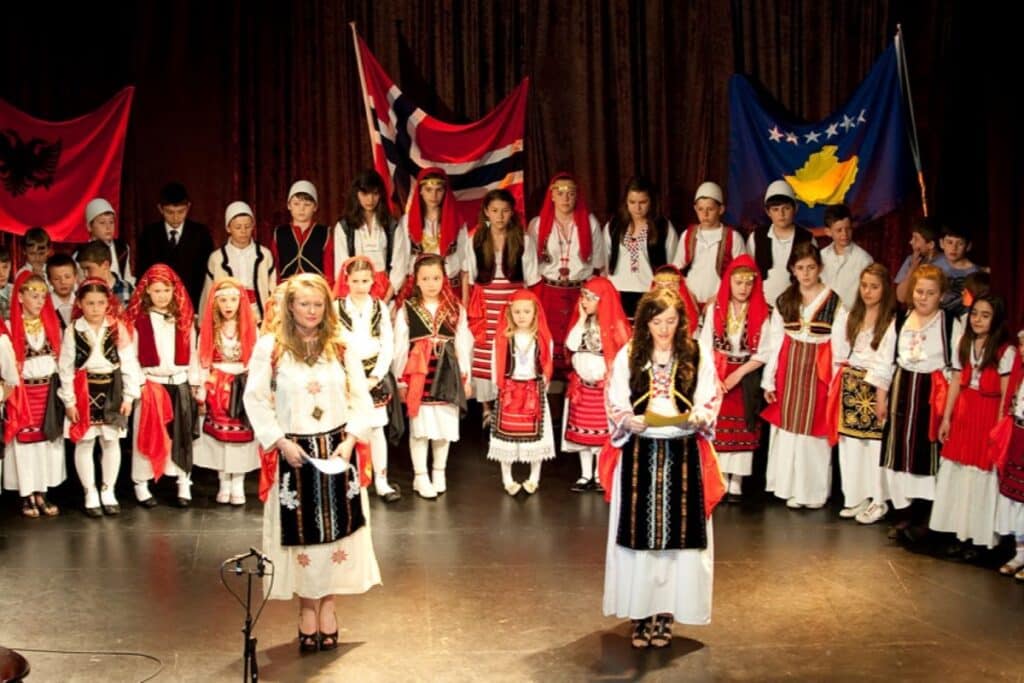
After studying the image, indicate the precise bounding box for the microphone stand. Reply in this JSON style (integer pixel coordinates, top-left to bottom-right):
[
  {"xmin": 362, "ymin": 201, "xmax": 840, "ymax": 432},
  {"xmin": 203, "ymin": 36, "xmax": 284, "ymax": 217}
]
[{"xmin": 220, "ymin": 548, "xmax": 274, "ymax": 682}]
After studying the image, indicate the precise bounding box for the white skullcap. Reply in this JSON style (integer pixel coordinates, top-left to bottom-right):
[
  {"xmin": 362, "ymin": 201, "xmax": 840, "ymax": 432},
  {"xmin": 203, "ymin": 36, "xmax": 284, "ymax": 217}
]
[
  {"xmin": 85, "ymin": 198, "xmax": 115, "ymax": 225},
  {"xmin": 693, "ymin": 181, "xmax": 724, "ymax": 204},
  {"xmin": 288, "ymin": 180, "xmax": 318, "ymax": 205},
  {"xmin": 224, "ymin": 201, "xmax": 254, "ymax": 227},
  {"xmin": 764, "ymin": 179, "xmax": 796, "ymax": 204}
]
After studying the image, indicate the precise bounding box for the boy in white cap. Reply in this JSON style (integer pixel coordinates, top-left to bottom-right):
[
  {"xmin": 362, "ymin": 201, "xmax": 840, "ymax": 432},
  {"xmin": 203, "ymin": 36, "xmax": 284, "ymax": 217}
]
[
  {"xmin": 78, "ymin": 197, "xmax": 133, "ymax": 285},
  {"xmin": 200, "ymin": 201, "xmax": 276, "ymax": 324},
  {"xmin": 819, "ymin": 203, "xmax": 873, "ymax": 310},
  {"xmin": 746, "ymin": 179, "xmax": 816, "ymax": 306},
  {"xmin": 272, "ymin": 180, "xmax": 335, "ymax": 287},
  {"xmin": 672, "ymin": 181, "xmax": 747, "ymax": 306}
]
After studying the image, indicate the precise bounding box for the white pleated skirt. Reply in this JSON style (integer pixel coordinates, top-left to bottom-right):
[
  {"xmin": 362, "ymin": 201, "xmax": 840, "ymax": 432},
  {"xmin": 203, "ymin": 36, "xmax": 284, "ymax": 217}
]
[
  {"xmin": 408, "ymin": 403, "xmax": 461, "ymax": 442},
  {"xmin": 2, "ymin": 439, "xmax": 66, "ymax": 496},
  {"xmin": 929, "ymin": 460, "xmax": 999, "ymax": 548},
  {"xmin": 765, "ymin": 426, "xmax": 831, "ymax": 506},
  {"xmin": 602, "ymin": 461, "xmax": 713, "ymax": 624},
  {"xmin": 717, "ymin": 450, "xmax": 753, "ymax": 477},
  {"xmin": 995, "ymin": 494, "xmax": 1024, "ymax": 536}
]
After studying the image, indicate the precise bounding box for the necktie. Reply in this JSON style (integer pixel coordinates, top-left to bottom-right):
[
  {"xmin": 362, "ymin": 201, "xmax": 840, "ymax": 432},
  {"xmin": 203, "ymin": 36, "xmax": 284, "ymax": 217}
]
[{"xmin": 169, "ymin": 230, "xmax": 179, "ymax": 246}]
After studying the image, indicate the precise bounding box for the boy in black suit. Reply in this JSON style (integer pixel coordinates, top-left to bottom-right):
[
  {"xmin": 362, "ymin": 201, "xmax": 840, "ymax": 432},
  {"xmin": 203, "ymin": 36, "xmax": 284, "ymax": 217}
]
[{"xmin": 136, "ymin": 182, "xmax": 214, "ymax": 311}]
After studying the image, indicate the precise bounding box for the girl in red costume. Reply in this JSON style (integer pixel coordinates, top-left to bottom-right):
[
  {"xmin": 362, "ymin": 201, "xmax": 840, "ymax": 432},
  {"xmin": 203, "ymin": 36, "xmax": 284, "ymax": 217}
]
[
  {"xmin": 698, "ymin": 255, "xmax": 770, "ymax": 501},
  {"xmin": 563, "ymin": 276, "xmax": 631, "ymax": 492},
  {"xmin": 528, "ymin": 172, "xmax": 606, "ymax": 377},
  {"xmin": 194, "ymin": 277, "xmax": 259, "ymax": 506},
  {"xmin": 992, "ymin": 330, "xmax": 1024, "ymax": 580},
  {"xmin": 395, "ymin": 168, "xmax": 468, "ymax": 297},
  {"xmin": 127, "ymin": 265, "xmax": 200, "ymax": 508}
]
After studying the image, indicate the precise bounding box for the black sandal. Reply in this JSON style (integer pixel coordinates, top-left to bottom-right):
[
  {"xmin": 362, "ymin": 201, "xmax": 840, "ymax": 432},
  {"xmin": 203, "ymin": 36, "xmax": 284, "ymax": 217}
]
[
  {"xmin": 35, "ymin": 494, "xmax": 59, "ymax": 517},
  {"xmin": 21, "ymin": 497, "xmax": 39, "ymax": 518},
  {"xmin": 298, "ymin": 629, "xmax": 319, "ymax": 653},
  {"xmin": 318, "ymin": 630, "xmax": 339, "ymax": 651},
  {"xmin": 650, "ymin": 614, "xmax": 673, "ymax": 648},
  {"xmin": 630, "ymin": 618, "xmax": 653, "ymax": 648}
]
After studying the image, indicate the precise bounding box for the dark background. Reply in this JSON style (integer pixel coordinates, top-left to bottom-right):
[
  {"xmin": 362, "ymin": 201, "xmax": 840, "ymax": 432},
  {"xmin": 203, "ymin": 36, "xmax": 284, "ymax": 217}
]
[{"xmin": 1, "ymin": 1, "xmax": 1019, "ymax": 321}]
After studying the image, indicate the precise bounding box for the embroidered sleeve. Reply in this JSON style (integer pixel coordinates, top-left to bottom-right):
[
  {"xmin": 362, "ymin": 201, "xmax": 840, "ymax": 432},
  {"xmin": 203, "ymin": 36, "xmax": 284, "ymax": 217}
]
[
  {"xmin": 606, "ymin": 345, "xmax": 635, "ymax": 447},
  {"xmin": 392, "ymin": 307, "xmax": 410, "ymax": 383},
  {"xmin": 57, "ymin": 325, "xmax": 77, "ymax": 407},
  {"xmin": 243, "ymin": 336, "xmax": 286, "ymax": 450},
  {"xmin": 864, "ymin": 320, "xmax": 897, "ymax": 390},
  {"xmin": 760, "ymin": 308, "xmax": 784, "ymax": 392}
]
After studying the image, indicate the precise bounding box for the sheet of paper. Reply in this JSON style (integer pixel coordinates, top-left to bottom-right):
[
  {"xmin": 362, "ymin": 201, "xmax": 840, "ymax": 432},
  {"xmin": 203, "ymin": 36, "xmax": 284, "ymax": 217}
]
[{"xmin": 304, "ymin": 456, "xmax": 349, "ymax": 475}]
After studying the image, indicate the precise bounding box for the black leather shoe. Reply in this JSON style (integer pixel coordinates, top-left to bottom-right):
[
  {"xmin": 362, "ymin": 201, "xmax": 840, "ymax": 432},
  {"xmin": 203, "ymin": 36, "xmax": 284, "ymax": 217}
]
[
  {"xmin": 84, "ymin": 506, "xmax": 103, "ymax": 518},
  {"xmin": 381, "ymin": 489, "xmax": 402, "ymax": 503},
  {"xmin": 139, "ymin": 497, "xmax": 158, "ymax": 509},
  {"xmin": 175, "ymin": 497, "xmax": 191, "ymax": 508},
  {"xmin": 102, "ymin": 503, "xmax": 121, "ymax": 516}
]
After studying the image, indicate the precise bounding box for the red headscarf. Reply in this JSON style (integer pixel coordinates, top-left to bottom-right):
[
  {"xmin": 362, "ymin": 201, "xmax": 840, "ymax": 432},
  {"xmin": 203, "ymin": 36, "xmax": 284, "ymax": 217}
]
[
  {"xmin": 198, "ymin": 277, "xmax": 258, "ymax": 368},
  {"xmin": 9, "ymin": 270, "xmax": 63, "ymax": 369},
  {"xmin": 565, "ymin": 276, "xmax": 631, "ymax": 369},
  {"xmin": 72, "ymin": 277, "xmax": 123, "ymax": 323},
  {"xmin": 713, "ymin": 254, "xmax": 768, "ymax": 353},
  {"xmin": 535, "ymin": 172, "xmax": 593, "ymax": 263},
  {"xmin": 650, "ymin": 265, "xmax": 700, "ymax": 335},
  {"xmin": 332, "ymin": 255, "xmax": 390, "ymax": 300},
  {"xmin": 493, "ymin": 289, "xmax": 554, "ymax": 389},
  {"xmin": 405, "ymin": 167, "xmax": 460, "ymax": 257},
  {"xmin": 124, "ymin": 264, "xmax": 194, "ymax": 361}
]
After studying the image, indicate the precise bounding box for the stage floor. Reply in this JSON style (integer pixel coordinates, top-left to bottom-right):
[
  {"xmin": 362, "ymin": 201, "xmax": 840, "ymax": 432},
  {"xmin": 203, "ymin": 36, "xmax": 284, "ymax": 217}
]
[{"xmin": 1, "ymin": 423, "xmax": 1022, "ymax": 682}]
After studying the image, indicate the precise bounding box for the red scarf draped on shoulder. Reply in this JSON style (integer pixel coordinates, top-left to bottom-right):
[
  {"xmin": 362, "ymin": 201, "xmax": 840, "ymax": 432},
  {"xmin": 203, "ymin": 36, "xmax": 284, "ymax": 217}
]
[
  {"xmin": 405, "ymin": 167, "xmax": 460, "ymax": 258},
  {"xmin": 535, "ymin": 172, "xmax": 593, "ymax": 264},
  {"xmin": 493, "ymin": 289, "xmax": 554, "ymax": 390},
  {"xmin": 565, "ymin": 275, "xmax": 631, "ymax": 369},
  {"xmin": 125, "ymin": 264, "xmax": 194, "ymax": 367},
  {"xmin": 198, "ymin": 277, "xmax": 258, "ymax": 368}
]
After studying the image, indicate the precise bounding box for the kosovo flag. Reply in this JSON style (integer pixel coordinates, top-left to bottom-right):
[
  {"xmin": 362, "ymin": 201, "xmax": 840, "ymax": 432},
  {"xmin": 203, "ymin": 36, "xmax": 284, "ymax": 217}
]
[{"xmin": 727, "ymin": 45, "xmax": 911, "ymax": 228}]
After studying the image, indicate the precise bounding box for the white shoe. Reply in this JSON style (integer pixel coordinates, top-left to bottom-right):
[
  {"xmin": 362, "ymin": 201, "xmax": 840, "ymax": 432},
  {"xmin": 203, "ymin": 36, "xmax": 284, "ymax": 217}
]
[
  {"xmin": 804, "ymin": 501, "xmax": 825, "ymax": 510},
  {"xmin": 177, "ymin": 478, "xmax": 192, "ymax": 502},
  {"xmin": 855, "ymin": 501, "xmax": 889, "ymax": 525},
  {"xmin": 216, "ymin": 477, "xmax": 231, "ymax": 505},
  {"xmin": 229, "ymin": 475, "xmax": 246, "ymax": 506},
  {"xmin": 134, "ymin": 482, "xmax": 154, "ymax": 503},
  {"xmin": 84, "ymin": 487, "xmax": 100, "ymax": 512},
  {"xmin": 413, "ymin": 473, "xmax": 437, "ymax": 499},
  {"xmin": 432, "ymin": 468, "xmax": 447, "ymax": 495},
  {"xmin": 504, "ymin": 481, "xmax": 522, "ymax": 496},
  {"xmin": 728, "ymin": 477, "xmax": 743, "ymax": 496},
  {"xmin": 785, "ymin": 497, "xmax": 803, "ymax": 509},
  {"xmin": 839, "ymin": 498, "xmax": 871, "ymax": 519},
  {"xmin": 522, "ymin": 480, "xmax": 539, "ymax": 495}
]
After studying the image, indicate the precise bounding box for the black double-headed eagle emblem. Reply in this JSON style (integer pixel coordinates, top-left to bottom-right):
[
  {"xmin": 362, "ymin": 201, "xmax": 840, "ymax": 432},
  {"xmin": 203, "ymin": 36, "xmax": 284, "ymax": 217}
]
[{"xmin": 0, "ymin": 129, "xmax": 62, "ymax": 197}]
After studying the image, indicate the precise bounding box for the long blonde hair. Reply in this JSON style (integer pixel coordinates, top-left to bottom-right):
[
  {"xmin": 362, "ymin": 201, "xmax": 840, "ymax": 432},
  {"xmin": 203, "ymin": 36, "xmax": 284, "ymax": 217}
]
[{"xmin": 274, "ymin": 274, "xmax": 342, "ymax": 362}]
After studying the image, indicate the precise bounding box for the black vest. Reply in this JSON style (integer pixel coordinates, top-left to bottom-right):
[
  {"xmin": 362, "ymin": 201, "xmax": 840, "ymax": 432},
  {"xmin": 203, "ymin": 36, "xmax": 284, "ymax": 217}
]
[
  {"xmin": 74, "ymin": 326, "xmax": 119, "ymax": 369},
  {"xmin": 607, "ymin": 218, "xmax": 670, "ymax": 274},
  {"xmin": 752, "ymin": 224, "xmax": 814, "ymax": 279},
  {"xmin": 892, "ymin": 309, "xmax": 956, "ymax": 367},
  {"xmin": 216, "ymin": 242, "xmax": 270, "ymax": 318},
  {"xmin": 473, "ymin": 236, "xmax": 525, "ymax": 284},
  {"xmin": 340, "ymin": 218, "xmax": 398, "ymax": 271},
  {"xmin": 628, "ymin": 350, "xmax": 699, "ymax": 414},
  {"xmin": 338, "ymin": 299, "xmax": 383, "ymax": 374},
  {"xmin": 274, "ymin": 224, "xmax": 329, "ymax": 279}
]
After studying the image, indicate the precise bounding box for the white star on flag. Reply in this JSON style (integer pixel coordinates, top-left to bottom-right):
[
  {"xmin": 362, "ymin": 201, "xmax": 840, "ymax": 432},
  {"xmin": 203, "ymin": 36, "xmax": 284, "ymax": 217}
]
[
  {"xmin": 857, "ymin": 109, "xmax": 867, "ymax": 123},
  {"xmin": 804, "ymin": 130, "xmax": 821, "ymax": 144},
  {"xmin": 825, "ymin": 123, "xmax": 839, "ymax": 138},
  {"xmin": 785, "ymin": 132, "xmax": 799, "ymax": 145},
  {"xmin": 840, "ymin": 114, "xmax": 856, "ymax": 131},
  {"xmin": 768, "ymin": 126, "xmax": 784, "ymax": 142}
]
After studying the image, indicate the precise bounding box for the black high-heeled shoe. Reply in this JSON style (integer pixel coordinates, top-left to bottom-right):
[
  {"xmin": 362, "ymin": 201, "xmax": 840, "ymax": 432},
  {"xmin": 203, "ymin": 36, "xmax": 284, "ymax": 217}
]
[
  {"xmin": 298, "ymin": 629, "xmax": 319, "ymax": 653},
  {"xmin": 318, "ymin": 630, "xmax": 339, "ymax": 651}
]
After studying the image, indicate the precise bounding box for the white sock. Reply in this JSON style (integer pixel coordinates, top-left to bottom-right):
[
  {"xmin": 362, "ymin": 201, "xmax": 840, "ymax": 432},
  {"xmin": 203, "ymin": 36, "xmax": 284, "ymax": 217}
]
[
  {"xmin": 528, "ymin": 461, "xmax": 541, "ymax": 484},
  {"xmin": 578, "ymin": 450, "xmax": 594, "ymax": 480},
  {"xmin": 99, "ymin": 438, "xmax": 121, "ymax": 489},
  {"xmin": 368, "ymin": 428, "xmax": 389, "ymax": 482},
  {"xmin": 501, "ymin": 462, "xmax": 514, "ymax": 486},
  {"xmin": 431, "ymin": 439, "xmax": 450, "ymax": 472},
  {"xmin": 74, "ymin": 438, "xmax": 98, "ymax": 490},
  {"xmin": 231, "ymin": 473, "xmax": 245, "ymax": 498},
  {"xmin": 410, "ymin": 437, "xmax": 430, "ymax": 476}
]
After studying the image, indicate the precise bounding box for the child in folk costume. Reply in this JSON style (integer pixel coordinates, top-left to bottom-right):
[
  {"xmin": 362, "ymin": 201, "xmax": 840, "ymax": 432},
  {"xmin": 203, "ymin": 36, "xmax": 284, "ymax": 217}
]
[
  {"xmin": 394, "ymin": 168, "xmax": 467, "ymax": 297},
  {"xmin": 866, "ymin": 265, "xmax": 960, "ymax": 541},
  {"xmin": 992, "ymin": 331, "xmax": 1024, "ymax": 580},
  {"xmin": 601, "ymin": 288, "xmax": 723, "ymax": 648},
  {"xmin": 334, "ymin": 256, "xmax": 404, "ymax": 503},
  {"xmin": 650, "ymin": 265, "xmax": 701, "ymax": 336},
  {"xmin": 273, "ymin": 180, "xmax": 334, "ymax": 287},
  {"xmin": 3, "ymin": 272, "xmax": 66, "ymax": 517},
  {"xmin": 528, "ymin": 172, "xmax": 606, "ymax": 377},
  {"xmin": 563, "ymin": 276, "xmax": 631, "ymax": 492},
  {"xmin": 127, "ymin": 265, "xmax": 200, "ymax": 508},
  {"xmin": 604, "ymin": 176, "xmax": 679, "ymax": 315},
  {"xmin": 393, "ymin": 254, "xmax": 473, "ymax": 499},
  {"xmin": 487, "ymin": 289, "xmax": 556, "ymax": 495},
  {"xmin": 698, "ymin": 255, "xmax": 770, "ymax": 501},
  {"xmin": 930, "ymin": 294, "xmax": 1014, "ymax": 552},
  {"xmin": 333, "ymin": 169, "xmax": 407, "ymax": 301},
  {"xmin": 673, "ymin": 181, "xmax": 746, "ymax": 307},
  {"xmin": 0, "ymin": 319, "xmax": 22, "ymax": 499},
  {"xmin": 761, "ymin": 243, "xmax": 841, "ymax": 509},
  {"xmin": 59, "ymin": 279, "xmax": 140, "ymax": 517},
  {"xmin": 194, "ymin": 277, "xmax": 260, "ymax": 506},
  {"xmin": 828, "ymin": 264, "xmax": 897, "ymax": 524},
  {"xmin": 462, "ymin": 189, "xmax": 540, "ymax": 425},
  {"xmin": 201, "ymin": 201, "xmax": 276, "ymax": 326}
]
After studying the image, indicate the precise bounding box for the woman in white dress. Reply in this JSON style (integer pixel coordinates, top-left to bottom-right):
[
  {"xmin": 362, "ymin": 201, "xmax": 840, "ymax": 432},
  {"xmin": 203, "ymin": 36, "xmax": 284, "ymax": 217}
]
[
  {"xmin": 244, "ymin": 273, "xmax": 380, "ymax": 653},
  {"xmin": 602, "ymin": 287, "xmax": 722, "ymax": 649}
]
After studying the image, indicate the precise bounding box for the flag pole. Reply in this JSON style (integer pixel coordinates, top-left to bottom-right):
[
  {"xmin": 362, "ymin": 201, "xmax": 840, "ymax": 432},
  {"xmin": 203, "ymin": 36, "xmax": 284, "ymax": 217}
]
[{"xmin": 895, "ymin": 24, "xmax": 928, "ymax": 216}]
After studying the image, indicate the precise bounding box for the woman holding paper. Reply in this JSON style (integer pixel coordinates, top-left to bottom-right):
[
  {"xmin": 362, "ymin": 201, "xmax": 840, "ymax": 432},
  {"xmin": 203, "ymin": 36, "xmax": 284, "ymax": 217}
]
[
  {"xmin": 601, "ymin": 287, "xmax": 722, "ymax": 649},
  {"xmin": 243, "ymin": 273, "xmax": 380, "ymax": 654}
]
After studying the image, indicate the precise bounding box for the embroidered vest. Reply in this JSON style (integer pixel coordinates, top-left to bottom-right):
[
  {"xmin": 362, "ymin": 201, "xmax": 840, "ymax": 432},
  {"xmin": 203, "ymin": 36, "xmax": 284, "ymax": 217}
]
[
  {"xmin": 607, "ymin": 218, "xmax": 669, "ymax": 274},
  {"xmin": 628, "ymin": 351, "xmax": 699, "ymax": 415},
  {"xmin": 752, "ymin": 224, "xmax": 814, "ymax": 279},
  {"xmin": 782, "ymin": 290, "xmax": 841, "ymax": 337},
  {"xmin": 338, "ymin": 298, "xmax": 383, "ymax": 373},
  {"xmin": 340, "ymin": 218, "xmax": 398, "ymax": 271},
  {"xmin": 74, "ymin": 327, "xmax": 119, "ymax": 369},
  {"xmin": 274, "ymin": 224, "xmax": 329, "ymax": 279},
  {"xmin": 215, "ymin": 242, "xmax": 271, "ymax": 317},
  {"xmin": 892, "ymin": 309, "xmax": 956, "ymax": 368}
]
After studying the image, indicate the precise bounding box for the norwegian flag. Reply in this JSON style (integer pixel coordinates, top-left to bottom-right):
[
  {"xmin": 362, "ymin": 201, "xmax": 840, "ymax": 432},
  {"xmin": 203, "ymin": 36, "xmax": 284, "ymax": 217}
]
[{"xmin": 351, "ymin": 25, "xmax": 528, "ymax": 226}]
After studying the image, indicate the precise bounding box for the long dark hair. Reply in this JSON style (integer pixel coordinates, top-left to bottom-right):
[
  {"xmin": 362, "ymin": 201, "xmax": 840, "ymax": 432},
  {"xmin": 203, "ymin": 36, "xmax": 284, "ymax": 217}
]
[
  {"xmin": 472, "ymin": 189, "xmax": 524, "ymax": 273},
  {"xmin": 776, "ymin": 242, "xmax": 823, "ymax": 323},
  {"xmin": 343, "ymin": 169, "xmax": 393, "ymax": 231},
  {"xmin": 608, "ymin": 176, "xmax": 666, "ymax": 247},
  {"xmin": 628, "ymin": 288, "xmax": 698, "ymax": 398},
  {"xmin": 846, "ymin": 263, "xmax": 897, "ymax": 350},
  {"xmin": 958, "ymin": 294, "xmax": 1010, "ymax": 371}
]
